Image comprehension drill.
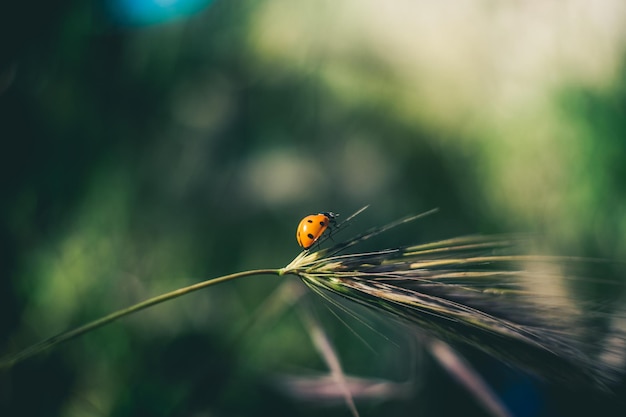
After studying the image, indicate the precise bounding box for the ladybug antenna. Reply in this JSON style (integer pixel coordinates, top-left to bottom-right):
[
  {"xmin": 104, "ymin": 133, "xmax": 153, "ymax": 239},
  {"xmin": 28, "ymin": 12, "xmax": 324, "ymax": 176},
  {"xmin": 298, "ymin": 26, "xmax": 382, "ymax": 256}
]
[
  {"xmin": 340, "ymin": 205, "xmax": 368, "ymax": 224},
  {"xmin": 317, "ymin": 205, "xmax": 369, "ymax": 246},
  {"xmin": 321, "ymin": 211, "xmax": 339, "ymax": 223}
]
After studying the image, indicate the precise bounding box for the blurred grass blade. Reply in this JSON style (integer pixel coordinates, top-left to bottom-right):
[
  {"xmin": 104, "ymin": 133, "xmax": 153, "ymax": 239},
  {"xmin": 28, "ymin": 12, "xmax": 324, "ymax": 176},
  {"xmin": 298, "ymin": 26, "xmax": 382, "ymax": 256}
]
[
  {"xmin": 274, "ymin": 373, "xmax": 413, "ymax": 403},
  {"xmin": 428, "ymin": 338, "xmax": 513, "ymax": 417},
  {"xmin": 299, "ymin": 307, "xmax": 359, "ymax": 417}
]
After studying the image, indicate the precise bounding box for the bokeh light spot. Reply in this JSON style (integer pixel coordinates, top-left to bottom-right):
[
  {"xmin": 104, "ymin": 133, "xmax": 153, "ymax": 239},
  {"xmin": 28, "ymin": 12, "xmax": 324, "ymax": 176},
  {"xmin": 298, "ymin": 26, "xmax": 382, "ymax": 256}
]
[{"xmin": 107, "ymin": 0, "xmax": 214, "ymax": 25}]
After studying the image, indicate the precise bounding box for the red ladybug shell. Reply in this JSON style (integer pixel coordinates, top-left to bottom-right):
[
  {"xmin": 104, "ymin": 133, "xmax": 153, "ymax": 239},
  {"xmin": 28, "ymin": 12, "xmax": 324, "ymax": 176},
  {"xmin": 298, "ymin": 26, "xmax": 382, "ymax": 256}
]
[{"xmin": 296, "ymin": 213, "xmax": 335, "ymax": 249}]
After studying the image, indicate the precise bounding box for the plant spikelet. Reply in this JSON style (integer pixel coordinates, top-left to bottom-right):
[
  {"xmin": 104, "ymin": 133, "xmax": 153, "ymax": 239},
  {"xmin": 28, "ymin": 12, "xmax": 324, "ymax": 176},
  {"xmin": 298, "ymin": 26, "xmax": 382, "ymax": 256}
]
[{"xmin": 282, "ymin": 209, "xmax": 626, "ymax": 390}]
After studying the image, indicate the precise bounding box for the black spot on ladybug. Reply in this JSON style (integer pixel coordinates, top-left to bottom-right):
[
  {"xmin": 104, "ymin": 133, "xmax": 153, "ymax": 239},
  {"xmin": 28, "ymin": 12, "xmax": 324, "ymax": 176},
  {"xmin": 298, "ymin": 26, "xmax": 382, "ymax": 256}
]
[
  {"xmin": 307, "ymin": 233, "xmax": 315, "ymax": 239},
  {"xmin": 319, "ymin": 221, "xmax": 326, "ymax": 226},
  {"xmin": 307, "ymin": 219, "xmax": 313, "ymax": 223}
]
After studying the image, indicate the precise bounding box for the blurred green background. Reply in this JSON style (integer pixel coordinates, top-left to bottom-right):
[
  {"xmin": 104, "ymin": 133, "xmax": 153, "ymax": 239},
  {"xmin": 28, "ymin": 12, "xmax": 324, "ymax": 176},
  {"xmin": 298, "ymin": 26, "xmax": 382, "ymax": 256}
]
[{"xmin": 1, "ymin": 1, "xmax": 626, "ymax": 416}]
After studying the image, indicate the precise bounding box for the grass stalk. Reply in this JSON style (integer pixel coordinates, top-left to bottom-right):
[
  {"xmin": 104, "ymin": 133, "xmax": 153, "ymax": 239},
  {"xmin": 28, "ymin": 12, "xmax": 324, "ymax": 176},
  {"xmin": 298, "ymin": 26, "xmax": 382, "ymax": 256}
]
[{"xmin": 0, "ymin": 268, "xmax": 280, "ymax": 369}]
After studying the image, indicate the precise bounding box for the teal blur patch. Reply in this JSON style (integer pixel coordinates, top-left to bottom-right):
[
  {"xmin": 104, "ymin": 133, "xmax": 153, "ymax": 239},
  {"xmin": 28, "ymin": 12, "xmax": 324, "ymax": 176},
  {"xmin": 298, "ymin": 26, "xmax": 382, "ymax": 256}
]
[{"xmin": 107, "ymin": 0, "xmax": 214, "ymax": 25}]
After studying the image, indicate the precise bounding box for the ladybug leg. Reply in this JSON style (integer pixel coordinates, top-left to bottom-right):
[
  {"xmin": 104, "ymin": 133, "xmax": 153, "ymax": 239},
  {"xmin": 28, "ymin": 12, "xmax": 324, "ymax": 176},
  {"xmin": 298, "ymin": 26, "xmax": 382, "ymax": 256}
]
[
  {"xmin": 327, "ymin": 215, "xmax": 338, "ymax": 241},
  {"xmin": 316, "ymin": 229, "xmax": 332, "ymax": 250}
]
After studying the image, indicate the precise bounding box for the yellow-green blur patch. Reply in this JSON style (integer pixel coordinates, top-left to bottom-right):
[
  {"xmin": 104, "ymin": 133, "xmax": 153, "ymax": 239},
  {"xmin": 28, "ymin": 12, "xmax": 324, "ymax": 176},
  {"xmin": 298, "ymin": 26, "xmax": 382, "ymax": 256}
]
[{"xmin": 18, "ymin": 167, "xmax": 197, "ymax": 337}]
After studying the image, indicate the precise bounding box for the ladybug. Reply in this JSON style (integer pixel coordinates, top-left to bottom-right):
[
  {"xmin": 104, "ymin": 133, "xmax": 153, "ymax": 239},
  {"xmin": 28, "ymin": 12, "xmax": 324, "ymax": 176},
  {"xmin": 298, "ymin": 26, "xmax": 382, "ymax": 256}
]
[{"xmin": 296, "ymin": 212, "xmax": 338, "ymax": 249}]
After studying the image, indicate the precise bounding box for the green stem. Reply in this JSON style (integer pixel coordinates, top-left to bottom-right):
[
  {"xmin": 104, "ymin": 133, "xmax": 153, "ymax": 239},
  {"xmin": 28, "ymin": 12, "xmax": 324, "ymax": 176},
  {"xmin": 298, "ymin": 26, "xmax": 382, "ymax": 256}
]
[{"xmin": 0, "ymin": 268, "xmax": 281, "ymax": 369}]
